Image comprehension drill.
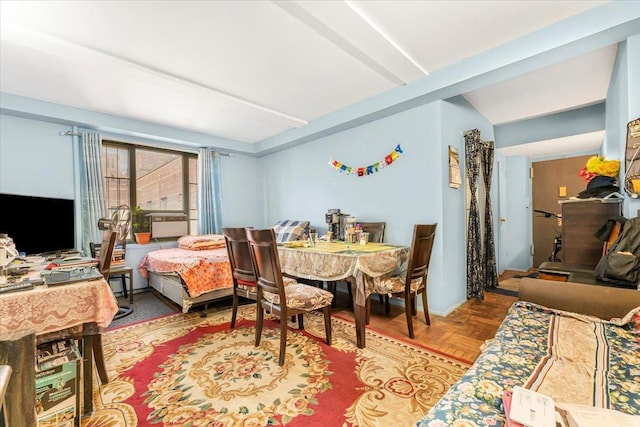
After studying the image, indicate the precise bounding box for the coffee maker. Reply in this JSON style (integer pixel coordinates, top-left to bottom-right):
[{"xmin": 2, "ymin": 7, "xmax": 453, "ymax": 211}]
[{"xmin": 325, "ymin": 209, "xmax": 350, "ymax": 241}]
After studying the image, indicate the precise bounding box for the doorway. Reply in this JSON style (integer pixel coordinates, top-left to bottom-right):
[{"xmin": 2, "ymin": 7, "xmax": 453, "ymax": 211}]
[{"xmin": 531, "ymin": 154, "xmax": 594, "ymax": 267}]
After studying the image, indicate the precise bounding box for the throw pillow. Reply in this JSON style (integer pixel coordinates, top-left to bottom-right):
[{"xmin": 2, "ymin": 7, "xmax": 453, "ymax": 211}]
[
  {"xmin": 273, "ymin": 220, "xmax": 309, "ymax": 244},
  {"xmin": 178, "ymin": 234, "xmax": 226, "ymax": 250}
]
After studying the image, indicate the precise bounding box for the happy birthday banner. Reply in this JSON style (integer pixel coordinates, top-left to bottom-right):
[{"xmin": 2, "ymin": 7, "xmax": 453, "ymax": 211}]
[{"xmin": 329, "ymin": 144, "xmax": 403, "ymax": 176}]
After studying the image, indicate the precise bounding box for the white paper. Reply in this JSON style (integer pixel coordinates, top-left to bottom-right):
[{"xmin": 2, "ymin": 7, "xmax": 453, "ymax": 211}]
[{"xmin": 509, "ymin": 386, "xmax": 556, "ymax": 427}]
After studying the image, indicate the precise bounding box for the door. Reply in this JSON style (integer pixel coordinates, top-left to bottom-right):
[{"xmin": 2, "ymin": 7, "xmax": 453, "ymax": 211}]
[
  {"xmin": 497, "ymin": 158, "xmax": 507, "ymax": 275},
  {"xmin": 531, "ymin": 155, "xmax": 594, "ymax": 267}
]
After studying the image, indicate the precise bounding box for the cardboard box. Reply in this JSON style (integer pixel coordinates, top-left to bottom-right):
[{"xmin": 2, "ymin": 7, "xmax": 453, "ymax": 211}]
[{"xmin": 35, "ymin": 359, "xmax": 80, "ymax": 427}]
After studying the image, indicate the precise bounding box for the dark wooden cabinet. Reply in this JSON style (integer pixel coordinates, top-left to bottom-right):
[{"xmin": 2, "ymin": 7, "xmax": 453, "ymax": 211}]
[{"xmin": 561, "ymin": 200, "xmax": 622, "ymax": 268}]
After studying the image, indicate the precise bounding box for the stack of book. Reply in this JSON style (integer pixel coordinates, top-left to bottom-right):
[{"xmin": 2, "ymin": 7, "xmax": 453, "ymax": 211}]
[
  {"xmin": 111, "ymin": 247, "xmax": 125, "ymax": 266},
  {"xmin": 36, "ymin": 338, "xmax": 81, "ymax": 372},
  {"xmin": 46, "ymin": 257, "xmax": 98, "ymax": 270}
]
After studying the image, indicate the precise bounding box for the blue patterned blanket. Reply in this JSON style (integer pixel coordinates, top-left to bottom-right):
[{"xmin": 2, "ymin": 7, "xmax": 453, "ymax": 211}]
[{"xmin": 417, "ymin": 301, "xmax": 640, "ymax": 426}]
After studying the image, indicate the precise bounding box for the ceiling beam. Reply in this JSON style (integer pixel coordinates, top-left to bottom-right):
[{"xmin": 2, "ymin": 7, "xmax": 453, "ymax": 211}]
[{"xmin": 256, "ymin": 2, "xmax": 640, "ymax": 155}]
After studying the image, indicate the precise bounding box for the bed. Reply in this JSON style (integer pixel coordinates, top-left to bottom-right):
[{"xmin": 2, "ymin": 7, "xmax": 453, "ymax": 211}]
[{"xmin": 138, "ymin": 235, "xmax": 234, "ymax": 312}]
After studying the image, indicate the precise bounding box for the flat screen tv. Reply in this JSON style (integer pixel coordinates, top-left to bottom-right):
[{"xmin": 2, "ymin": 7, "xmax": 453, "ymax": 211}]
[{"xmin": 0, "ymin": 193, "xmax": 76, "ymax": 255}]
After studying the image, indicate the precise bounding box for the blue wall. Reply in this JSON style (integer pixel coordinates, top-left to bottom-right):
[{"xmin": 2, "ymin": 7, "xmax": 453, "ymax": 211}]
[
  {"xmin": 440, "ymin": 96, "xmax": 495, "ymax": 312},
  {"xmin": 0, "ymin": 112, "xmax": 262, "ymax": 289},
  {"xmin": 0, "ymin": 114, "xmax": 75, "ymax": 199},
  {"xmin": 259, "ymin": 97, "xmax": 493, "ymax": 315},
  {"xmin": 0, "ymin": 113, "xmax": 261, "ymax": 229},
  {"xmin": 605, "ymin": 35, "xmax": 640, "ymax": 218}
]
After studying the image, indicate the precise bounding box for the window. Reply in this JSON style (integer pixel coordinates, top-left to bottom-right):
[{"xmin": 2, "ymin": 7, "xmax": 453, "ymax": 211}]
[
  {"xmin": 188, "ymin": 157, "xmax": 198, "ymax": 233},
  {"xmin": 101, "ymin": 141, "xmax": 197, "ymax": 236}
]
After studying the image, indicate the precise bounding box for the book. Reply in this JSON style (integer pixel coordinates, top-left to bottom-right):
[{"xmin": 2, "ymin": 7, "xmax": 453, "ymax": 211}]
[
  {"xmin": 505, "ymin": 387, "xmax": 555, "ymax": 427},
  {"xmin": 503, "ymin": 390, "xmax": 524, "ymax": 427},
  {"xmin": 47, "ymin": 256, "xmax": 98, "ymax": 270},
  {"xmin": 37, "ymin": 338, "xmax": 81, "ymax": 372}
]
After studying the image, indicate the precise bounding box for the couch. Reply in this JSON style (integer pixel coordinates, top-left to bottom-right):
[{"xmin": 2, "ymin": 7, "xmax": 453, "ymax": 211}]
[{"xmin": 416, "ymin": 278, "xmax": 640, "ymax": 426}]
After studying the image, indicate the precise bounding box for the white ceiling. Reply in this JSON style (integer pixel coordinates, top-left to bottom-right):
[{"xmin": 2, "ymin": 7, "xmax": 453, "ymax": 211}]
[
  {"xmin": 0, "ymin": 0, "xmax": 618, "ymax": 155},
  {"xmin": 496, "ymin": 131, "xmax": 605, "ymax": 159}
]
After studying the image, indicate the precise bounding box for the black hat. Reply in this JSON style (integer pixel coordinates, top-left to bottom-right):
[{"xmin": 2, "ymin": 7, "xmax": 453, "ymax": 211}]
[{"xmin": 576, "ymin": 175, "xmax": 619, "ymax": 199}]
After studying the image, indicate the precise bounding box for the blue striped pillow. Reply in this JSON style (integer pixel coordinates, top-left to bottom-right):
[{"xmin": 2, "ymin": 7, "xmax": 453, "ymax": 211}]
[{"xmin": 273, "ymin": 220, "xmax": 309, "ymax": 243}]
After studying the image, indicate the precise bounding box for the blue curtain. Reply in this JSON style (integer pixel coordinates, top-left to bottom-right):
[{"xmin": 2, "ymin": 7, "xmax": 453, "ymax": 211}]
[
  {"xmin": 198, "ymin": 148, "xmax": 223, "ymax": 234},
  {"xmin": 80, "ymin": 131, "xmax": 106, "ymax": 255}
]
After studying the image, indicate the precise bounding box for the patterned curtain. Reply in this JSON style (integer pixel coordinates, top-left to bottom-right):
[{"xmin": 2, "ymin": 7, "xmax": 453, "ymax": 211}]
[
  {"xmin": 464, "ymin": 130, "xmax": 484, "ymax": 300},
  {"xmin": 80, "ymin": 131, "xmax": 107, "ymax": 255},
  {"xmin": 481, "ymin": 142, "xmax": 498, "ymax": 289},
  {"xmin": 198, "ymin": 148, "xmax": 224, "ymax": 234}
]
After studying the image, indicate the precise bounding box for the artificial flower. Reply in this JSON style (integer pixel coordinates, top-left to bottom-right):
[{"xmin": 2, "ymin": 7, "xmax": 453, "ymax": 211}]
[{"xmin": 585, "ymin": 155, "xmax": 620, "ymax": 177}]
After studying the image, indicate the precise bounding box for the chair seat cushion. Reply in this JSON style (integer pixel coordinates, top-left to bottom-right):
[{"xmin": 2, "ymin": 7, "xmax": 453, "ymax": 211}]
[
  {"xmin": 238, "ymin": 277, "xmax": 296, "ymax": 296},
  {"xmin": 238, "ymin": 276, "xmax": 295, "ymax": 288},
  {"xmin": 264, "ymin": 283, "xmax": 333, "ymax": 311},
  {"xmin": 371, "ymin": 275, "xmax": 423, "ymax": 294},
  {"xmin": 237, "ymin": 279, "xmax": 256, "ymax": 287}
]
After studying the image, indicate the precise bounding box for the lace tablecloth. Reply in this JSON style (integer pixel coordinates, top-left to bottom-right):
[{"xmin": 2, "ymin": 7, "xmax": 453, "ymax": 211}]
[
  {"xmin": 277, "ymin": 242, "xmax": 409, "ymax": 306},
  {"xmin": 0, "ymin": 278, "xmax": 119, "ymax": 335}
]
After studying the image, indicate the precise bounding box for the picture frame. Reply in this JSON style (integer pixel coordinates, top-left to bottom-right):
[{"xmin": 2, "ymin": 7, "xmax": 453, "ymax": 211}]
[{"xmin": 449, "ymin": 145, "xmax": 461, "ymax": 189}]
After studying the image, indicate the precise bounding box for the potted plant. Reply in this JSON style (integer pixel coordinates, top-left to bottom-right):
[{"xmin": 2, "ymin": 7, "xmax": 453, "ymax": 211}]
[{"xmin": 131, "ymin": 206, "xmax": 151, "ymax": 244}]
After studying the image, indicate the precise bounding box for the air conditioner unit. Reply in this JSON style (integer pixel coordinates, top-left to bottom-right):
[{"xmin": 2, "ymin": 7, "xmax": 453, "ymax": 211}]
[{"xmin": 147, "ymin": 213, "xmax": 188, "ymax": 238}]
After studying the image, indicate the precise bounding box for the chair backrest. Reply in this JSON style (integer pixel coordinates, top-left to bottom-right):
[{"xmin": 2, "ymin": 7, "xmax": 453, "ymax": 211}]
[
  {"xmin": 0, "ymin": 364, "xmax": 11, "ymax": 427},
  {"xmin": 97, "ymin": 229, "xmax": 117, "ymax": 280},
  {"xmin": 245, "ymin": 228, "xmax": 287, "ymax": 302},
  {"xmin": 222, "ymin": 227, "xmax": 256, "ymax": 284},
  {"xmin": 405, "ymin": 224, "xmax": 437, "ymax": 288},
  {"xmin": 360, "ymin": 222, "xmax": 386, "ymax": 243}
]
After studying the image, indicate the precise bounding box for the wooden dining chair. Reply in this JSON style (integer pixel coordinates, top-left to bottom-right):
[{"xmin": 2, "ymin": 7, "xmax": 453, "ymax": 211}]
[
  {"xmin": 360, "ymin": 221, "xmax": 386, "ymax": 244},
  {"xmin": 367, "ymin": 223, "xmax": 437, "ymax": 339},
  {"xmin": 223, "ymin": 227, "xmax": 298, "ymax": 329},
  {"xmin": 93, "ymin": 229, "xmax": 117, "ymax": 385},
  {"xmin": 90, "ymin": 240, "xmax": 133, "ymax": 302},
  {"xmin": 223, "ymin": 226, "xmax": 258, "ymax": 329},
  {"xmin": 246, "ymin": 228, "xmax": 333, "ymax": 366}
]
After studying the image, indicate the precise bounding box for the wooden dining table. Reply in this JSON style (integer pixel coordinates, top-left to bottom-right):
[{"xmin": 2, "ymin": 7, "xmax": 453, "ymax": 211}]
[{"xmin": 277, "ymin": 240, "xmax": 409, "ymax": 348}]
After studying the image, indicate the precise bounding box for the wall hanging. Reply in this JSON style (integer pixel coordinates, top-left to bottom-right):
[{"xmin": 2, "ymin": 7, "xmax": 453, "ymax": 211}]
[
  {"xmin": 329, "ymin": 144, "xmax": 403, "ymax": 176},
  {"xmin": 449, "ymin": 145, "xmax": 461, "ymax": 188},
  {"xmin": 623, "ymin": 117, "xmax": 640, "ymax": 197}
]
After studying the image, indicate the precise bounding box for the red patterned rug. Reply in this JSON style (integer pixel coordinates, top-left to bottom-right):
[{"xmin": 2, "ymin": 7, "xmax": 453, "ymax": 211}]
[{"xmin": 82, "ymin": 305, "xmax": 470, "ymax": 426}]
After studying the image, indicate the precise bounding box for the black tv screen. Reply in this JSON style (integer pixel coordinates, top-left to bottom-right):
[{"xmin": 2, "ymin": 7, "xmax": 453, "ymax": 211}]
[{"xmin": 0, "ymin": 193, "xmax": 76, "ymax": 255}]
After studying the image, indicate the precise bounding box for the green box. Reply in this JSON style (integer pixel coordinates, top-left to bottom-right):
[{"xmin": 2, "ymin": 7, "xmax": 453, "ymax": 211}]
[{"xmin": 35, "ymin": 359, "xmax": 80, "ymax": 427}]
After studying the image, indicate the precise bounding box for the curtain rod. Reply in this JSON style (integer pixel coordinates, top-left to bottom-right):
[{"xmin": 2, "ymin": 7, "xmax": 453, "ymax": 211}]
[
  {"xmin": 59, "ymin": 129, "xmax": 232, "ymax": 156},
  {"xmin": 59, "ymin": 130, "xmax": 81, "ymax": 137}
]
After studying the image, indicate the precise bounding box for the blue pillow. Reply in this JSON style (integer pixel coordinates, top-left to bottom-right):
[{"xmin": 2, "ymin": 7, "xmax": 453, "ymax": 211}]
[{"xmin": 273, "ymin": 220, "xmax": 309, "ymax": 243}]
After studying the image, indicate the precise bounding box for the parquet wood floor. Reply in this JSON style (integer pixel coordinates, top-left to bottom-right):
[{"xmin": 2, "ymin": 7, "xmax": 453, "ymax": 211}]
[{"xmin": 333, "ymin": 273, "xmax": 518, "ymax": 362}]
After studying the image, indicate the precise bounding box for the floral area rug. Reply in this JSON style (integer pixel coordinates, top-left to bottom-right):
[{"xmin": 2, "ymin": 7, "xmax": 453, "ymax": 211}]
[{"xmin": 82, "ymin": 305, "xmax": 470, "ymax": 427}]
